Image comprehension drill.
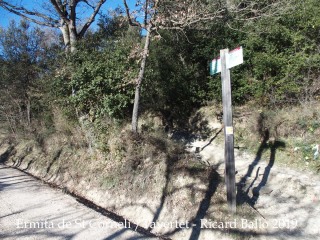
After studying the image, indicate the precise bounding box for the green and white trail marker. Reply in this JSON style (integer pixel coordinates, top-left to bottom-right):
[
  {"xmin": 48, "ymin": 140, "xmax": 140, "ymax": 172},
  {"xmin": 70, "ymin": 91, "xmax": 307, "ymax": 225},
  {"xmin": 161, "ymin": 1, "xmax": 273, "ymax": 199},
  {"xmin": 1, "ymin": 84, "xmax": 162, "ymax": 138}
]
[{"xmin": 210, "ymin": 46, "xmax": 243, "ymax": 75}]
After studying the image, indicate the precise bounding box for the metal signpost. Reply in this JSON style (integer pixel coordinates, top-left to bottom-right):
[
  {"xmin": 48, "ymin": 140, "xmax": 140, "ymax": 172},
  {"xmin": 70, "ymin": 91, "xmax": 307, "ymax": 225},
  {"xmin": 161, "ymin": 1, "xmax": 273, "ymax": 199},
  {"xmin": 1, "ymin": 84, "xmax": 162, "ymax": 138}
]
[{"xmin": 210, "ymin": 47, "xmax": 243, "ymax": 213}]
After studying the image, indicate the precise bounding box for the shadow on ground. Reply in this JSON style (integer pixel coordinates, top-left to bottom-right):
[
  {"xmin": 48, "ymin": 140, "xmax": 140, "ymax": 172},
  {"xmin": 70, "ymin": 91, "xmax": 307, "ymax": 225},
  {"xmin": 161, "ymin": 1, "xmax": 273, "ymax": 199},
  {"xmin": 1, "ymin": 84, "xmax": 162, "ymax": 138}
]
[
  {"xmin": 1, "ymin": 114, "xmax": 318, "ymax": 240},
  {"xmin": 237, "ymin": 128, "xmax": 286, "ymax": 207}
]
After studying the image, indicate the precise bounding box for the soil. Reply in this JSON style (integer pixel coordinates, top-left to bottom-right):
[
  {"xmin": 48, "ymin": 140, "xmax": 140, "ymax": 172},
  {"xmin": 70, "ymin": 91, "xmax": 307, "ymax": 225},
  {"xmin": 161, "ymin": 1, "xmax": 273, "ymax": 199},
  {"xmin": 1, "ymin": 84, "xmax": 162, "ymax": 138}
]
[
  {"xmin": 1, "ymin": 123, "xmax": 320, "ymax": 240},
  {"xmin": 188, "ymin": 130, "xmax": 320, "ymax": 240}
]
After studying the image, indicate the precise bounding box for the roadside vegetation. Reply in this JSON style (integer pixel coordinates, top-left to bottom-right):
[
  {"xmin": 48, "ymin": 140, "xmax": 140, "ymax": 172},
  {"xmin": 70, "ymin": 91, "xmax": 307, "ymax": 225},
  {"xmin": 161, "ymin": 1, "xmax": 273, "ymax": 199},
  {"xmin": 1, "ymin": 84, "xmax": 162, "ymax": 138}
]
[{"xmin": 0, "ymin": 0, "xmax": 319, "ymax": 239}]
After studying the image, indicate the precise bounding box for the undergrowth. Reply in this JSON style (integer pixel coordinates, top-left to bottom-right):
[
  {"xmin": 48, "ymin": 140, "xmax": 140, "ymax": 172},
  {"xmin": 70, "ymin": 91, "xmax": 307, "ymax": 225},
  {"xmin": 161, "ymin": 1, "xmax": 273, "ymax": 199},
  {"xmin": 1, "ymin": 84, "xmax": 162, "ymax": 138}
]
[{"xmin": 231, "ymin": 102, "xmax": 320, "ymax": 173}]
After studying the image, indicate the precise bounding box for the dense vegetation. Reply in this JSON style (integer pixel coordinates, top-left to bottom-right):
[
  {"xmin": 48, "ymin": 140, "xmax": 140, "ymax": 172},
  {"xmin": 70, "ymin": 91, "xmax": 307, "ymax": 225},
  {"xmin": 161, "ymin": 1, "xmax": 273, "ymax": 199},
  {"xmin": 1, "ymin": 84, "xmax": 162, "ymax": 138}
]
[
  {"xmin": 1, "ymin": 2, "xmax": 319, "ymax": 237},
  {"xmin": 0, "ymin": 0, "xmax": 319, "ymax": 137}
]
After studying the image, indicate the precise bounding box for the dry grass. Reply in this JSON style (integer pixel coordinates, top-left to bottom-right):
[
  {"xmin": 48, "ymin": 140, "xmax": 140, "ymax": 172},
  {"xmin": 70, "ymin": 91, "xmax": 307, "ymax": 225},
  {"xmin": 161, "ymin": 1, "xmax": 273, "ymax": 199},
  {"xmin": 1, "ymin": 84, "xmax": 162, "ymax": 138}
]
[
  {"xmin": 230, "ymin": 101, "xmax": 320, "ymax": 172},
  {"xmin": 1, "ymin": 105, "xmax": 288, "ymax": 239}
]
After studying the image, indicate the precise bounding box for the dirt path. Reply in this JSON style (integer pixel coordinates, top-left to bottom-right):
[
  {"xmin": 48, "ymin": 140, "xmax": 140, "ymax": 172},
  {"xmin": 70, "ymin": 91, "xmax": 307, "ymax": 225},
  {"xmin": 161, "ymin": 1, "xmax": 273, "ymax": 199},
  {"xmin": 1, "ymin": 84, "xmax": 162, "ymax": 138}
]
[
  {"xmin": 0, "ymin": 165, "xmax": 158, "ymax": 240},
  {"xmin": 188, "ymin": 136, "xmax": 320, "ymax": 240}
]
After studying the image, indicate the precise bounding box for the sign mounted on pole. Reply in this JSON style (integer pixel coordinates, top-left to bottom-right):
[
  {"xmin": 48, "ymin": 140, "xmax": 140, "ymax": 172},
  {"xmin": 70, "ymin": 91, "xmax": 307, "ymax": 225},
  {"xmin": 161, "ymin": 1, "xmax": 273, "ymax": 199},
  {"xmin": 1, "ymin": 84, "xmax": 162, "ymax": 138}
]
[
  {"xmin": 210, "ymin": 46, "xmax": 243, "ymax": 75},
  {"xmin": 210, "ymin": 56, "xmax": 221, "ymax": 75},
  {"xmin": 210, "ymin": 46, "xmax": 244, "ymax": 214}
]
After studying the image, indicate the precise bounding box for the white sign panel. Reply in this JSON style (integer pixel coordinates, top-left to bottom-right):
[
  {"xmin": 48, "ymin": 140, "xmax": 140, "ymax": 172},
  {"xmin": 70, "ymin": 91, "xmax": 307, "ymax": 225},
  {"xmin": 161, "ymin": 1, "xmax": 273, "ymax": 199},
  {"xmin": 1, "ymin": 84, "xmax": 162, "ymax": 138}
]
[
  {"xmin": 227, "ymin": 46, "xmax": 244, "ymax": 69},
  {"xmin": 210, "ymin": 46, "xmax": 243, "ymax": 75}
]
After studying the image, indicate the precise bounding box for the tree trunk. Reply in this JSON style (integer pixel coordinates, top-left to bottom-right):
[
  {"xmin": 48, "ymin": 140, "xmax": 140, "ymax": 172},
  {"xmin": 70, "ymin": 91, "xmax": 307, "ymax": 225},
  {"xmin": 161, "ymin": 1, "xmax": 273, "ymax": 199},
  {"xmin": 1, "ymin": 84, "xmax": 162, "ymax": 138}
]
[
  {"xmin": 60, "ymin": 21, "xmax": 77, "ymax": 96},
  {"xmin": 59, "ymin": 22, "xmax": 77, "ymax": 53},
  {"xmin": 69, "ymin": 21, "xmax": 77, "ymax": 53},
  {"xmin": 60, "ymin": 24, "xmax": 71, "ymax": 52},
  {"xmin": 131, "ymin": 24, "xmax": 152, "ymax": 132}
]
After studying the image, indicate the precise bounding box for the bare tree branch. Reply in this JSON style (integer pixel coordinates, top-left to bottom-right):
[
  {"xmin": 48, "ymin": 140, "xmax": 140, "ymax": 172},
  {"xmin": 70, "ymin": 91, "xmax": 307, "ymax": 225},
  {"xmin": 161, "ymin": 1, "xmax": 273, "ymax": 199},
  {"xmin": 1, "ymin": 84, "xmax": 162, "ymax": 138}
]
[
  {"xmin": 0, "ymin": 0, "xmax": 109, "ymax": 52},
  {"xmin": 144, "ymin": 0, "xmax": 148, "ymax": 26},
  {"xmin": 78, "ymin": 0, "xmax": 107, "ymax": 38},
  {"xmin": 123, "ymin": 0, "xmax": 142, "ymax": 27},
  {"xmin": 147, "ymin": 0, "xmax": 293, "ymax": 31},
  {"xmin": 69, "ymin": 0, "xmax": 77, "ymax": 26},
  {"xmin": 49, "ymin": 0, "xmax": 69, "ymax": 24},
  {"xmin": 0, "ymin": 1, "xmax": 60, "ymax": 27},
  {"xmin": 79, "ymin": 0, "xmax": 95, "ymax": 9}
]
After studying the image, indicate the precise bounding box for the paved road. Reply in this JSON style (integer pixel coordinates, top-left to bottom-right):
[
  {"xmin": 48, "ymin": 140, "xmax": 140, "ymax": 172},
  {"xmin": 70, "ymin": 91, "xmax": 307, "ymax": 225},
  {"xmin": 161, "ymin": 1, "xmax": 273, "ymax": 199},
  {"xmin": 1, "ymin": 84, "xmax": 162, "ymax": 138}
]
[{"xmin": 0, "ymin": 165, "xmax": 157, "ymax": 240}]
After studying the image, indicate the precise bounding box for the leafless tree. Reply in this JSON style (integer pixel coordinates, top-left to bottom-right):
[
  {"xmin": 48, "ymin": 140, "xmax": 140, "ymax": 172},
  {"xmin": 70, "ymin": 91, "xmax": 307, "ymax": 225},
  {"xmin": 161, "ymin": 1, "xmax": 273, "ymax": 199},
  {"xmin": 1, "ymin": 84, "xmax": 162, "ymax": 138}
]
[{"xmin": 0, "ymin": 0, "xmax": 107, "ymax": 52}]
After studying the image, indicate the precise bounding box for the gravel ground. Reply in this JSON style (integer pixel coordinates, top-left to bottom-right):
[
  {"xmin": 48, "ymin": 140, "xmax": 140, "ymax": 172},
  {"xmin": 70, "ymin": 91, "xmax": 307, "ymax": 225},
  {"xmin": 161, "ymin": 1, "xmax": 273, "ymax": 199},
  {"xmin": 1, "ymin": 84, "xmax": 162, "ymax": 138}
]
[
  {"xmin": 188, "ymin": 138, "xmax": 320, "ymax": 240},
  {"xmin": 0, "ymin": 165, "xmax": 158, "ymax": 240}
]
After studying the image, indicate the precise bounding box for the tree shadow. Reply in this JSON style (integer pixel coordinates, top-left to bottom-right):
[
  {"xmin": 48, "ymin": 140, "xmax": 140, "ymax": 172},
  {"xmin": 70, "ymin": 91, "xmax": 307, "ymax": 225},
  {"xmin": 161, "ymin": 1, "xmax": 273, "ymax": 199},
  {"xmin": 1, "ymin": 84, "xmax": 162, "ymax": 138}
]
[
  {"xmin": 147, "ymin": 153, "xmax": 180, "ymax": 232},
  {"xmin": 250, "ymin": 140, "xmax": 286, "ymax": 205},
  {"xmin": 237, "ymin": 132, "xmax": 269, "ymax": 206},
  {"xmin": 13, "ymin": 147, "xmax": 34, "ymax": 168},
  {"xmin": 189, "ymin": 168, "xmax": 221, "ymax": 240},
  {"xmin": 0, "ymin": 145, "xmax": 14, "ymax": 164},
  {"xmin": 45, "ymin": 149, "xmax": 62, "ymax": 175},
  {"xmin": 110, "ymin": 121, "xmax": 226, "ymax": 240},
  {"xmin": 23, "ymin": 159, "xmax": 34, "ymax": 171},
  {"xmin": 189, "ymin": 112, "xmax": 215, "ymax": 141},
  {"xmin": 169, "ymin": 111, "xmax": 216, "ymax": 144},
  {"xmin": 112, "ymin": 131, "xmax": 224, "ymax": 239},
  {"xmin": 237, "ymin": 127, "xmax": 286, "ymax": 207},
  {"xmin": 200, "ymin": 127, "xmax": 223, "ymax": 152},
  {"xmin": 73, "ymin": 189, "xmax": 166, "ymax": 240}
]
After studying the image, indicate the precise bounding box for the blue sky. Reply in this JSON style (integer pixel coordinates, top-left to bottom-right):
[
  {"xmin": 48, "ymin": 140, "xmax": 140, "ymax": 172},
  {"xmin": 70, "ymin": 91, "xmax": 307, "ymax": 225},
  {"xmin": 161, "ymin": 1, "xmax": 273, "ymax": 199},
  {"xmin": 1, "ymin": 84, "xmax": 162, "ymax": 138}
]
[{"xmin": 0, "ymin": 0, "xmax": 135, "ymax": 29}]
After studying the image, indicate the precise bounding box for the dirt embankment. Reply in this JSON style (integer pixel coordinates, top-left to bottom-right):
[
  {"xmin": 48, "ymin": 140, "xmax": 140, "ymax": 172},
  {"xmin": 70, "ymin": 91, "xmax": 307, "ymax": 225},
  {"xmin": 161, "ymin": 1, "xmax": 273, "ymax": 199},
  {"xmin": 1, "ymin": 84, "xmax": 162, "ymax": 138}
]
[{"xmin": 1, "ymin": 103, "xmax": 320, "ymax": 240}]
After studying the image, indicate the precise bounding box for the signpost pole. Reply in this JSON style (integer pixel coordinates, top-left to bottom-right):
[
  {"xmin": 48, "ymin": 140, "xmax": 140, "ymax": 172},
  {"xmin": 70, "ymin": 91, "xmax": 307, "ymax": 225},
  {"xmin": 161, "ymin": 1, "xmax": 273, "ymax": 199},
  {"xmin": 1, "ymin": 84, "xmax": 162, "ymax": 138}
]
[{"xmin": 220, "ymin": 49, "xmax": 236, "ymax": 213}]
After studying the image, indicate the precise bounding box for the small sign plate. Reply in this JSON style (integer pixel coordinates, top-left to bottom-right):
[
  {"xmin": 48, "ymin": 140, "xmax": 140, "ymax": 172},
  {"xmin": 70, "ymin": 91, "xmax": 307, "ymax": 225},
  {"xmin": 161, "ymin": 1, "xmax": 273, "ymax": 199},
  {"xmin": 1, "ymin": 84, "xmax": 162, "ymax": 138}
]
[
  {"xmin": 225, "ymin": 126, "xmax": 234, "ymax": 135},
  {"xmin": 210, "ymin": 46, "xmax": 243, "ymax": 75}
]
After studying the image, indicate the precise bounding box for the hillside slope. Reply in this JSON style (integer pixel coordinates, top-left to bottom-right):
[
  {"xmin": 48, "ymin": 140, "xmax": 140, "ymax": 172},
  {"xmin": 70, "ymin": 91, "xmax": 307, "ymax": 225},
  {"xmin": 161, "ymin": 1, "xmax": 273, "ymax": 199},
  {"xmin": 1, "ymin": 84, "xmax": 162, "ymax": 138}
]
[{"xmin": 1, "ymin": 103, "xmax": 320, "ymax": 240}]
